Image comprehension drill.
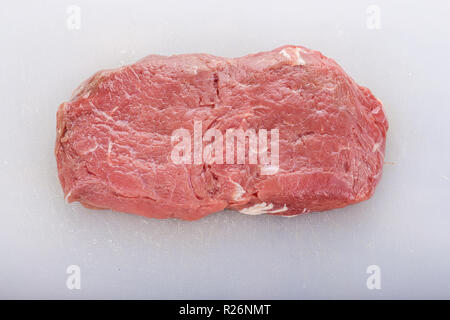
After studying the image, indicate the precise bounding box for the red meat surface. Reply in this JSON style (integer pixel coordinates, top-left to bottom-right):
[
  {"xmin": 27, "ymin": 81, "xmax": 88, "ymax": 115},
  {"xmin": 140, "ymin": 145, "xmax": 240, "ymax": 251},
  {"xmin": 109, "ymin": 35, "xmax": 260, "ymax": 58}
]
[{"xmin": 55, "ymin": 45, "xmax": 388, "ymax": 220}]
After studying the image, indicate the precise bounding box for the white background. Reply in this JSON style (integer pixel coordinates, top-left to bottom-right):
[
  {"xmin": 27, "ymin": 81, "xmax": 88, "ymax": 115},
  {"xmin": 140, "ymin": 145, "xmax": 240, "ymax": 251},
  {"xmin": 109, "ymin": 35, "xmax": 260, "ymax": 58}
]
[{"xmin": 0, "ymin": 0, "xmax": 449, "ymax": 299}]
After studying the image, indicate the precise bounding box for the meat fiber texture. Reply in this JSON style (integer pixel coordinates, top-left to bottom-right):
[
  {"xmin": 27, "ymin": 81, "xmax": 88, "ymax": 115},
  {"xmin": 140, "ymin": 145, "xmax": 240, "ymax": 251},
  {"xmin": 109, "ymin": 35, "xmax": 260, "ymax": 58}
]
[{"xmin": 55, "ymin": 45, "xmax": 388, "ymax": 220}]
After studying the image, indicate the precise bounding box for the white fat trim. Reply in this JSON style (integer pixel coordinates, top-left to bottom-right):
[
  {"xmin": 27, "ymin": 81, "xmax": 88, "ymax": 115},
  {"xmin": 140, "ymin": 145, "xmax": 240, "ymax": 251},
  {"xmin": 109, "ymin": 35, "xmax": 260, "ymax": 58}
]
[
  {"xmin": 280, "ymin": 49, "xmax": 291, "ymax": 60},
  {"xmin": 240, "ymin": 202, "xmax": 288, "ymax": 215},
  {"xmin": 294, "ymin": 48, "xmax": 306, "ymax": 66},
  {"xmin": 65, "ymin": 190, "xmax": 73, "ymax": 203},
  {"xmin": 270, "ymin": 204, "xmax": 288, "ymax": 213},
  {"xmin": 280, "ymin": 48, "xmax": 306, "ymax": 66},
  {"xmin": 231, "ymin": 181, "xmax": 246, "ymax": 201}
]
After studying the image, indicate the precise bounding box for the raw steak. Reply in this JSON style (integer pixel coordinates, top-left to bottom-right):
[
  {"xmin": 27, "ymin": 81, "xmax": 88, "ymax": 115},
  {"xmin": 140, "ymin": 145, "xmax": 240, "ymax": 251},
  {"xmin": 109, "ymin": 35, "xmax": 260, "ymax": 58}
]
[{"xmin": 55, "ymin": 45, "xmax": 388, "ymax": 220}]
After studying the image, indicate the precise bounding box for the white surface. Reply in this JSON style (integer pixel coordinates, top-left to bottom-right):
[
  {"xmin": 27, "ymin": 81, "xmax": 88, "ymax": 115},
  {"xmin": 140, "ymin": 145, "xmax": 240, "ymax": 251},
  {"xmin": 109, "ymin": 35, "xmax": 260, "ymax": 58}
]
[{"xmin": 0, "ymin": 0, "xmax": 449, "ymax": 299}]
